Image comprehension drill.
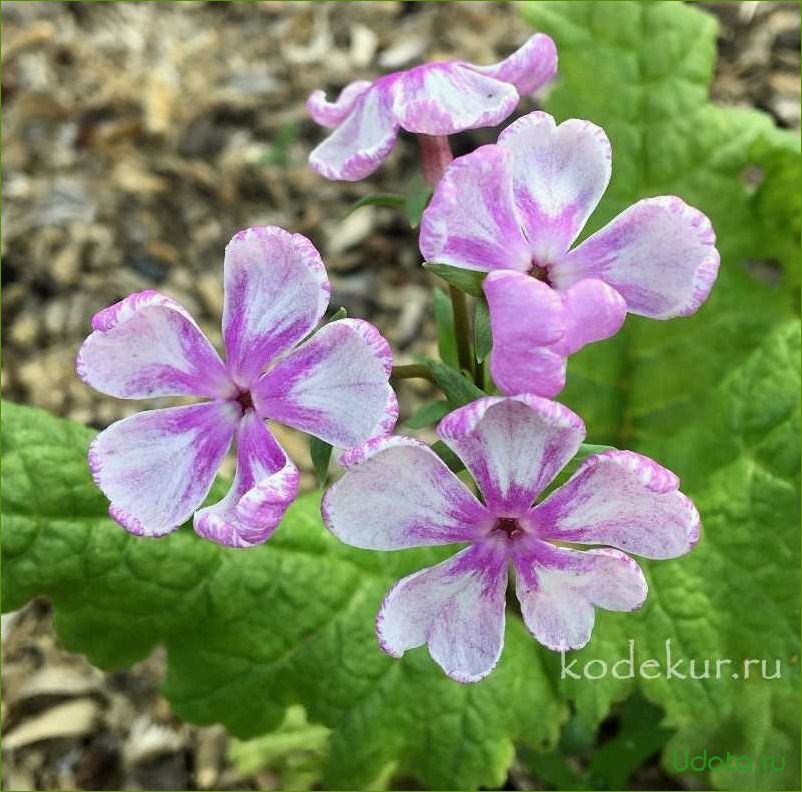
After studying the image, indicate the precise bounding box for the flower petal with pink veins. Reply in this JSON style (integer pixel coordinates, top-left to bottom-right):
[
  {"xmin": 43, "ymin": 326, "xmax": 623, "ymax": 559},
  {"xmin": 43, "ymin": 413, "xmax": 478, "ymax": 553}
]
[
  {"xmin": 223, "ymin": 226, "xmax": 330, "ymax": 388},
  {"xmin": 89, "ymin": 402, "xmax": 240, "ymax": 538},
  {"xmin": 306, "ymin": 80, "xmax": 372, "ymax": 127},
  {"xmin": 253, "ymin": 319, "xmax": 397, "ymax": 449},
  {"xmin": 437, "ymin": 395, "xmax": 585, "ymax": 514},
  {"xmin": 376, "ymin": 542, "xmax": 509, "ymax": 683},
  {"xmin": 497, "ymin": 112, "xmax": 611, "ymax": 266},
  {"xmin": 76, "ymin": 290, "xmax": 233, "ymax": 400},
  {"xmin": 419, "ymin": 145, "xmax": 531, "ymax": 272},
  {"xmin": 468, "ymin": 33, "xmax": 558, "ymax": 95},
  {"xmin": 513, "ymin": 541, "xmax": 647, "ymax": 651},
  {"xmin": 550, "ymin": 279, "xmax": 627, "ymax": 356},
  {"xmin": 552, "ymin": 196, "xmax": 720, "ymax": 319},
  {"xmin": 194, "ymin": 410, "xmax": 299, "ymax": 548},
  {"xmin": 393, "ymin": 63, "xmax": 519, "ymax": 136},
  {"xmin": 308, "ymin": 83, "xmax": 400, "ymax": 181},
  {"xmin": 483, "ymin": 270, "xmax": 567, "ymax": 396},
  {"xmin": 322, "ymin": 436, "xmax": 488, "ymax": 549},
  {"xmin": 532, "ymin": 450, "xmax": 700, "ymax": 559}
]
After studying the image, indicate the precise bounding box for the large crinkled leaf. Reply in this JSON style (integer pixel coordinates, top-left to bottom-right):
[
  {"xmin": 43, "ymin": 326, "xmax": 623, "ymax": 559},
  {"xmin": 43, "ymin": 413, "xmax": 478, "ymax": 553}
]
[
  {"xmin": 0, "ymin": 400, "xmax": 563, "ymax": 790},
  {"xmin": 656, "ymin": 321, "xmax": 800, "ymax": 792},
  {"xmin": 522, "ymin": 2, "xmax": 801, "ymax": 789},
  {"xmin": 540, "ymin": 321, "xmax": 801, "ymax": 791},
  {"xmin": 522, "ymin": 0, "xmax": 800, "ymax": 442}
]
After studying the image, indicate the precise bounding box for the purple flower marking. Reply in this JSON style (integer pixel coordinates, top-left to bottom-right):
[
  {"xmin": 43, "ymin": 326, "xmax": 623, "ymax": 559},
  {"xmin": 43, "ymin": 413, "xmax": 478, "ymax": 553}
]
[
  {"xmin": 77, "ymin": 226, "xmax": 398, "ymax": 547},
  {"xmin": 322, "ymin": 396, "xmax": 699, "ymax": 682},
  {"xmin": 419, "ymin": 112, "xmax": 721, "ymax": 397},
  {"xmin": 307, "ymin": 34, "xmax": 557, "ymax": 181}
]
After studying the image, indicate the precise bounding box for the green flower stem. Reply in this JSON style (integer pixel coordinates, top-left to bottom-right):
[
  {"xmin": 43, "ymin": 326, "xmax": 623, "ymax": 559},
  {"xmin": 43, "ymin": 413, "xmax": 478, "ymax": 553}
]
[
  {"xmin": 390, "ymin": 364, "xmax": 435, "ymax": 382},
  {"xmin": 449, "ymin": 285, "xmax": 474, "ymax": 377},
  {"xmin": 474, "ymin": 357, "xmax": 485, "ymax": 390}
]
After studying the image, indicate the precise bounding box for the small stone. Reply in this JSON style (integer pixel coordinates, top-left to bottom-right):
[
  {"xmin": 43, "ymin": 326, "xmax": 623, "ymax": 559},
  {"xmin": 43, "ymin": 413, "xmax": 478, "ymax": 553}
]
[
  {"xmin": 3, "ymin": 698, "xmax": 99, "ymax": 750},
  {"xmin": 10, "ymin": 314, "xmax": 38, "ymax": 347},
  {"xmin": 43, "ymin": 298, "xmax": 68, "ymax": 337},
  {"xmin": 327, "ymin": 207, "xmax": 374, "ymax": 255},
  {"xmin": 51, "ymin": 244, "xmax": 81, "ymax": 285},
  {"xmin": 350, "ymin": 24, "xmax": 378, "ymax": 67},
  {"xmin": 379, "ymin": 37, "xmax": 426, "ymax": 69},
  {"xmin": 196, "ymin": 272, "xmax": 224, "ymax": 317}
]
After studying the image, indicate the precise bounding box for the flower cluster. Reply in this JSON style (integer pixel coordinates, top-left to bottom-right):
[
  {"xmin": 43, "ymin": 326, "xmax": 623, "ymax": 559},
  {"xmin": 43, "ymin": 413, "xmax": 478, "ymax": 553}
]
[{"xmin": 79, "ymin": 33, "xmax": 718, "ymax": 682}]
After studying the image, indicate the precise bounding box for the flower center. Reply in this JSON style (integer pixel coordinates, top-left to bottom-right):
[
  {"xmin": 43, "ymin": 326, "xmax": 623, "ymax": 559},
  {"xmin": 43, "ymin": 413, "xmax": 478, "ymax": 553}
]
[
  {"xmin": 236, "ymin": 390, "xmax": 254, "ymax": 411},
  {"xmin": 530, "ymin": 263, "xmax": 550, "ymax": 284},
  {"xmin": 493, "ymin": 517, "xmax": 523, "ymax": 539}
]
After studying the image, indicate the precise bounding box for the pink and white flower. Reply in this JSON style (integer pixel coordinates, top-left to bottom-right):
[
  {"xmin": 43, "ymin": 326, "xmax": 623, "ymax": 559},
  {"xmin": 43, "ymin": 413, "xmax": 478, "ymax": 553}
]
[
  {"xmin": 307, "ymin": 34, "xmax": 557, "ymax": 181},
  {"xmin": 322, "ymin": 395, "xmax": 698, "ymax": 682},
  {"xmin": 419, "ymin": 112, "xmax": 720, "ymax": 397},
  {"xmin": 77, "ymin": 226, "xmax": 397, "ymax": 547}
]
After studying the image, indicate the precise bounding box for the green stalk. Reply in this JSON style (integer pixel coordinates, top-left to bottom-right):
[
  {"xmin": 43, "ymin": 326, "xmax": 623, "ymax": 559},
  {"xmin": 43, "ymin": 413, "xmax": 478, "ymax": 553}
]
[
  {"xmin": 390, "ymin": 364, "xmax": 435, "ymax": 382},
  {"xmin": 449, "ymin": 285, "xmax": 473, "ymax": 377},
  {"xmin": 474, "ymin": 358, "xmax": 485, "ymax": 390}
]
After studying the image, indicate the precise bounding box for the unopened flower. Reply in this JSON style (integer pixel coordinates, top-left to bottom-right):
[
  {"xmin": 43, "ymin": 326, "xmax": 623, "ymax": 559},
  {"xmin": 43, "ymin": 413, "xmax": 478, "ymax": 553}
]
[
  {"xmin": 420, "ymin": 112, "xmax": 720, "ymax": 397},
  {"xmin": 322, "ymin": 395, "xmax": 698, "ymax": 682},
  {"xmin": 77, "ymin": 226, "xmax": 397, "ymax": 547},
  {"xmin": 307, "ymin": 34, "xmax": 557, "ymax": 181}
]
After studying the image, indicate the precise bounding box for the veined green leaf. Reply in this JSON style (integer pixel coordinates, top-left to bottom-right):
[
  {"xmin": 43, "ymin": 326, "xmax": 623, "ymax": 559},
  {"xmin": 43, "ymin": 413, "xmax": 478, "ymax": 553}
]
[
  {"xmin": 309, "ymin": 436, "xmax": 333, "ymax": 488},
  {"xmin": 423, "ymin": 261, "xmax": 486, "ymax": 298},
  {"xmin": 404, "ymin": 400, "xmax": 451, "ymax": 430},
  {"xmin": 344, "ymin": 193, "xmax": 405, "ymax": 219},
  {"xmin": 1, "ymin": 401, "xmax": 563, "ymax": 790},
  {"xmin": 432, "ymin": 287, "xmax": 458, "ymax": 369}
]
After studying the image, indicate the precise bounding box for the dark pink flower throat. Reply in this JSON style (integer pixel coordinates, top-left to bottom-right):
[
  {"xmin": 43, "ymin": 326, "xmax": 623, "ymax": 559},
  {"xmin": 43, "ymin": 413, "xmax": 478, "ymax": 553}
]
[
  {"xmin": 236, "ymin": 390, "xmax": 254, "ymax": 411},
  {"xmin": 494, "ymin": 517, "xmax": 524, "ymax": 539}
]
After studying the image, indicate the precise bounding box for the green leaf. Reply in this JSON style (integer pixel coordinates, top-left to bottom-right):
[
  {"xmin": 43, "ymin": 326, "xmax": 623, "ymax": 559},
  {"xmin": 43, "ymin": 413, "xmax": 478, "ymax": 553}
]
[
  {"xmin": 426, "ymin": 359, "xmax": 485, "ymax": 408},
  {"xmin": 432, "ymin": 287, "xmax": 458, "ymax": 369},
  {"xmin": 325, "ymin": 306, "xmax": 348, "ymax": 323},
  {"xmin": 517, "ymin": 746, "xmax": 586, "ymax": 791},
  {"xmin": 309, "ymin": 436, "xmax": 333, "ymax": 488},
  {"xmin": 522, "ymin": 0, "xmax": 800, "ymax": 445},
  {"xmin": 558, "ymin": 711, "xmax": 597, "ymax": 757},
  {"xmin": 230, "ymin": 706, "xmax": 330, "ymax": 790},
  {"xmin": 1, "ymin": 401, "xmax": 564, "ymax": 790},
  {"xmin": 542, "ymin": 325, "xmax": 801, "ymax": 789},
  {"xmin": 261, "ymin": 123, "xmax": 300, "ymax": 168},
  {"xmin": 423, "ymin": 261, "xmax": 486, "ymax": 298},
  {"xmin": 404, "ymin": 174, "xmax": 433, "ymax": 229},
  {"xmin": 586, "ymin": 695, "xmax": 672, "ymax": 789},
  {"xmin": 344, "ymin": 193, "xmax": 405, "ymax": 219},
  {"xmin": 300, "ymin": 307, "xmax": 348, "ymax": 346},
  {"xmin": 522, "ymin": 2, "xmax": 800, "ymax": 788},
  {"xmin": 403, "ymin": 400, "xmax": 451, "ymax": 430},
  {"xmin": 651, "ymin": 322, "xmax": 801, "ymax": 791},
  {"xmin": 522, "ymin": 696, "xmax": 671, "ymax": 790},
  {"xmin": 430, "ymin": 439, "xmax": 466, "ymax": 474},
  {"xmin": 473, "ymin": 298, "xmax": 492, "ymax": 364},
  {"xmin": 543, "ymin": 443, "xmax": 616, "ymax": 496}
]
